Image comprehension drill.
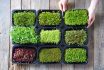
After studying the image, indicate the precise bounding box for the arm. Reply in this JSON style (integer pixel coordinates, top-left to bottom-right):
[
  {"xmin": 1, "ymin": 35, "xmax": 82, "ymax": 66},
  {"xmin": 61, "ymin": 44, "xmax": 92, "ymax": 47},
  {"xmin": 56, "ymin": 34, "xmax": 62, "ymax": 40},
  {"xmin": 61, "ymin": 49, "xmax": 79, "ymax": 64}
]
[
  {"xmin": 87, "ymin": 0, "xmax": 99, "ymax": 28},
  {"xmin": 88, "ymin": 0, "xmax": 98, "ymax": 14}
]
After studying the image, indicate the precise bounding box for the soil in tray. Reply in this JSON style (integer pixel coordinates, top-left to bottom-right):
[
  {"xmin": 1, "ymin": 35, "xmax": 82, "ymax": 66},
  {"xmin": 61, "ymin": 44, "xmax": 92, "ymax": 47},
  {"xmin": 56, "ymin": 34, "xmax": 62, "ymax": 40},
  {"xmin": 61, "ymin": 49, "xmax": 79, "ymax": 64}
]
[{"xmin": 12, "ymin": 47, "xmax": 36, "ymax": 63}]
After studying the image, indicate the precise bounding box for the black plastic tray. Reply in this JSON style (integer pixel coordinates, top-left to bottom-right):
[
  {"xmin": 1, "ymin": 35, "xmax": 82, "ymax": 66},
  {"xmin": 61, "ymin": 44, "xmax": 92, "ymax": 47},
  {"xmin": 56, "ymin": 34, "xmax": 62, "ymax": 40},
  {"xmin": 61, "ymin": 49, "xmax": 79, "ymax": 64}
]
[
  {"xmin": 11, "ymin": 9, "xmax": 89, "ymax": 64},
  {"xmin": 11, "ymin": 28, "xmax": 39, "ymax": 45},
  {"xmin": 37, "ymin": 27, "xmax": 62, "ymax": 46},
  {"xmin": 63, "ymin": 9, "xmax": 88, "ymax": 28},
  {"xmin": 12, "ymin": 10, "xmax": 36, "ymax": 27},
  {"xmin": 62, "ymin": 27, "xmax": 88, "ymax": 47},
  {"xmin": 12, "ymin": 45, "xmax": 37, "ymax": 64},
  {"xmin": 37, "ymin": 10, "xmax": 63, "ymax": 28},
  {"xmin": 63, "ymin": 46, "xmax": 88, "ymax": 64},
  {"xmin": 12, "ymin": 45, "xmax": 88, "ymax": 64},
  {"xmin": 37, "ymin": 46, "xmax": 63, "ymax": 64}
]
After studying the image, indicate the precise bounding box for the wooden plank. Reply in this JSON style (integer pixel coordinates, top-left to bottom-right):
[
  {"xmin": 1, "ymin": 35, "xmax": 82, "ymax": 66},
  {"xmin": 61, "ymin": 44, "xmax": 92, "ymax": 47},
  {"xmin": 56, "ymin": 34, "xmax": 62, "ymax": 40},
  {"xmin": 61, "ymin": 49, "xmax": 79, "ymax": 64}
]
[
  {"xmin": 84, "ymin": 26, "xmax": 94, "ymax": 70},
  {"xmin": 9, "ymin": 0, "xmax": 21, "ymax": 70},
  {"xmin": 93, "ymin": 1, "xmax": 101, "ymax": 69},
  {"xmin": 22, "ymin": 0, "xmax": 31, "ymax": 9},
  {"xmin": 84, "ymin": 0, "xmax": 94, "ymax": 70},
  {"xmin": 11, "ymin": 0, "xmax": 22, "ymax": 10},
  {"xmin": 29, "ymin": 65, "xmax": 39, "ymax": 70},
  {"xmin": 0, "ymin": 0, "xmax": 10, "ymax": 70},
  {"xmin": 31, "ymin": 0, "xmax": 49, "ymax": 10},
  {"xmin": 85, "ymin": 0, "xmax": 90, "ymax": 9},
  {"xmin": 30, "ymin": 0, "xmax": 49, "ymax": 70},
  {"xmin": 94, "ymin": 0, "xmax": 104, "ymax": 70},
  {"xmin": 62, "ymin": 64, "xmax": 74, "ymax": 70},
  {"xmin": 0, "ymin": 18, "xmax": 1, "ymax": 34},
  {"xmin": 48, "ymin": 64, "xmax": 62, "ymax": 70},
  {"xmin": 74, "ymin": 64, "xmax": 85, "ymax": 70},
  {"xmin": 75, "ymin": 0, "xmax": 85, "ymax": 9},
  {"xmin": 49, "ymin": 0, "xmax": 59, "ymax": 9},
  {"xmin": 68, "ymin": 0, "xmax": 75, "ymax": 9}
]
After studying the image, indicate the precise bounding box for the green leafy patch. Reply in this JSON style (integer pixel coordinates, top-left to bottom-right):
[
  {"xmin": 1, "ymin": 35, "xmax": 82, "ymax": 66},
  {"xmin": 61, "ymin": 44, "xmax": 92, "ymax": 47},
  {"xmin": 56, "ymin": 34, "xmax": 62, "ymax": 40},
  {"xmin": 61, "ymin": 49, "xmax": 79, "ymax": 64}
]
[
  {"xmin": 40, "ymin": 30, "xmax": 60, "ymax": 44},
  {"xmin": 39, "ymin": 48, "xmax": 61, "ymax": 63},
  {"xmin": 65, "ymin": 9, "xmax": 88, "ymax": 25},
  {"xmin": 13, "ymin": 11, "xmax": 35, "ymax": 26},
  {"xmin": 65, "ymin": 29, "xmax": 87, "ymax": 46},
  {"xmin": 11, "ymin": 26, "xmax": 38, "ymax": 44},
  {"xmin": 65, "ymin": 48, "xmax": 87, "ymax": 63},
  {"xmin": 39, "ymin": 12, "xmax": 61, "ymax": 25}
]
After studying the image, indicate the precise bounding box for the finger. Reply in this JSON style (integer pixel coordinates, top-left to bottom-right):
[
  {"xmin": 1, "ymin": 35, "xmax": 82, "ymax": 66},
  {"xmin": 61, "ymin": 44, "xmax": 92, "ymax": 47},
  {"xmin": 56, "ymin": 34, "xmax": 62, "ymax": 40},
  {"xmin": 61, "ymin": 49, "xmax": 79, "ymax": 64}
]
[
  {"xmin": 87, "ymin": 19, "xmax": 92, "ymax": 28},
  {"xmin": 58, "ymin": 2, "xmax": 63, "ymax": 11},
  {"xmin": 63, "ymin": 3, "xmax": 67, "ymax": 11},
  {"xmin": 87, "ymin": 21, "xmax": 92, "ymax": 28},
  {"xmin": 87, "ymin": 17, "xmax": 95, "ymax": 28}
]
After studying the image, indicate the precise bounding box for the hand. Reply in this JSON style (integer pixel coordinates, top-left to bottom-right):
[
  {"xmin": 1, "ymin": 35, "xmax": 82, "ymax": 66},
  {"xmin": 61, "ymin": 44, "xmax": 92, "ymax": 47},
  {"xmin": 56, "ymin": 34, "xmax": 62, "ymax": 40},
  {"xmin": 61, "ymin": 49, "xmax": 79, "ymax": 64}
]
[
  {"xmin": 87, "ymin": 7, "xmax": 95, "ymax": 28},
  {"xmin": 58, "ymin": 0, "xmax": 68, "ymax": 12}
]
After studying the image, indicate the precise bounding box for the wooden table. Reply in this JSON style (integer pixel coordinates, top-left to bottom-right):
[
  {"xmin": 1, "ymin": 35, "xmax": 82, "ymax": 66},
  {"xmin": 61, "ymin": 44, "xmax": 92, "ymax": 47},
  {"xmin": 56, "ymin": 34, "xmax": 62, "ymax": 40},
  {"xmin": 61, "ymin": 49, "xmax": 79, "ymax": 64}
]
[{"xmin": 0, "ymin": 0, "xmax": 104, "ymax": 70}]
